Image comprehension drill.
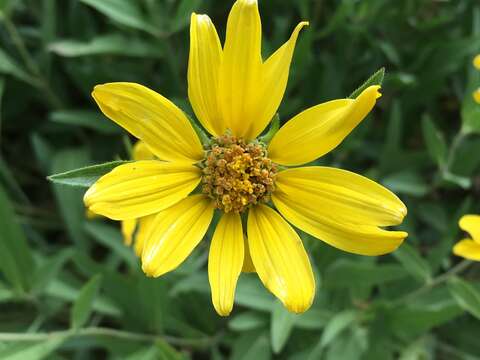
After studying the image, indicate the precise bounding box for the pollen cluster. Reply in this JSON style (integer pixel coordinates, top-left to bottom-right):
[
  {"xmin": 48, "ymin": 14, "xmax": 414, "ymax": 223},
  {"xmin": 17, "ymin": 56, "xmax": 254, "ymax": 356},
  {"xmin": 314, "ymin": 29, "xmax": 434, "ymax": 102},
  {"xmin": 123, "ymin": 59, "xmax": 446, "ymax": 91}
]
[{"xmin": 201, "ymin": 134, "xmax": 277, "ymax": 213}]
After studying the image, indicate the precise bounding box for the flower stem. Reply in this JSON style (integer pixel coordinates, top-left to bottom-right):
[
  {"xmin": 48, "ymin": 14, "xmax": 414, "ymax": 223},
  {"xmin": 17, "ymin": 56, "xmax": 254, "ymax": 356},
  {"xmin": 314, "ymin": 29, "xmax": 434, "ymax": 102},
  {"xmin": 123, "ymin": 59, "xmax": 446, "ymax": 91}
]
[
  {"xmin": 0, "ymin": 326, "xmax": 216, "ymax": 349},
  {"xmin": 395, "ymin": 260, "xmax": 472, "ymax": 305}
]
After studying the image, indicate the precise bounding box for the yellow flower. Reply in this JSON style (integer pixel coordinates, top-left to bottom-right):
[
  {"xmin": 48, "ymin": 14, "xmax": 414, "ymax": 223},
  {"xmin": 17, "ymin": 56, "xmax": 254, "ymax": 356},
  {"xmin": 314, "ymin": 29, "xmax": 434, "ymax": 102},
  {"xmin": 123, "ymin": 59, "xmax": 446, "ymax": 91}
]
[
  {"xmin": 473, "ymin": 88, "xmax": 480, "ymax": 104},
  {"xmin": 453, "ymin": 215, "xmax": 480, "ymax": 261},
  {"xmin": 121, "ymin": 141, "xmax": 156, "ymax": 256},
  {"xmin": 84, "ymin": 0, "xmax": 407, "ymax": 316},
  {"xmin": 474, "ymin": 54, "xmax": 480, "ymax": 70}
]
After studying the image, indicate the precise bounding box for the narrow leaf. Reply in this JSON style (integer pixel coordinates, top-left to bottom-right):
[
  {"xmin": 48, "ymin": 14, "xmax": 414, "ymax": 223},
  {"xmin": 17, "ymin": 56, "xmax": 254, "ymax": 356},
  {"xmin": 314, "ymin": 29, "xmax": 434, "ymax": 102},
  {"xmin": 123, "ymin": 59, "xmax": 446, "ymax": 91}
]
[
  {"xmin": 0, "ymin": 336, "xmax": 68, "ymax": 360},
  {"xmin": 448, "ymin": 276, "xmax": 480, "ymax": 320},
  {"xmin": 48, "ymin": 34, "xmax": 163, "ymax": 58},
  {"xmin": 79, "ymin": 0, "xmax": 159, "ymax": 36},
  {"xmin": 71, "ymin": 274, "xmax": 103, "ymax": 329},
  {"xmin": 271, "ymin": 300, "xmax": 296, "ymax": 354},
  {"xmin": 0, "ymin": 183, "xmax": 34, "ymax": 292},
  {"xmin": 421, "ymin": 114, "xmax": 447, "ymax": 167},
  {"xmin": 349, "ymin": 67, "xmax": 385, "ymax": 99},
  {"xmin": 49, "ymin": 110, "xmax": 120, "ymax": 134},
  {"xmin": 48, "ymin": 160, "xmax": 130, "ymax": 187},
  {"xmin": 393, "ymin": 243, "xmax": 432, "ymax": 283}
]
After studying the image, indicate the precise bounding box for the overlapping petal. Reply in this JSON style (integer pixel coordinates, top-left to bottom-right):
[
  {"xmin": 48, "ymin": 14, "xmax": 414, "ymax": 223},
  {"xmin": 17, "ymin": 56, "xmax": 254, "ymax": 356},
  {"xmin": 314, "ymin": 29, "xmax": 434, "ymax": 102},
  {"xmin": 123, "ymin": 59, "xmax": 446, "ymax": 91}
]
[
  {"xmin": 273, "ymin": 191, "xmax": 407, "ymax": 256},
  {"xmin": 268, "ymin": 86, "xmax": 381, "ymax": 166},
  {"xmin": 218, "ymin": 0, "xmax": 262, "ymax": 138},
  {"xmin": 84, "ymin": 161, "xmax": 201, "ymax": 220},
  {"xmin": 142, "ymin": 195, "xmax": 214, "ymax": 277},
  {"xmin": 134, "ymin": 215, "xmax": 156, "ymax": 257},
  {"xmin": 275, "ymin": 167, "xmax": 407, "ymax": 227},
  {"xmin": 459, "ymin": 215, "xmax": 480, "ymax": 243},
  {"xmin": 92, "ymin": 82, "xmax": 204, "ymax": 163},
  {"xmin": 208, "ymin": 213, "xmax": 244, "ymax": 316},
  {"xmin": 247, "ymin": 205, "xmax": 315, "ymax": 313},
  {"xmin": 121, "ymin": 219, "xmax": 137, "ymax": 246},
  {"xmin": 242, "ymin": 236, "xmax": 255, "ymax": 273},
  {"xmin": 188, "ymin": 13, "xmax": 223, "ymax": 136},
  {"xmin": 133, "ymin": 141, "xmax": 156, "ymax": 161},
  {"xmin": 246, "ymin": 21, "xmax": 309, "ymax": 139},
  {"xmin": 453, "ymin": 239, "xmax": 480, "ymax": 261}
]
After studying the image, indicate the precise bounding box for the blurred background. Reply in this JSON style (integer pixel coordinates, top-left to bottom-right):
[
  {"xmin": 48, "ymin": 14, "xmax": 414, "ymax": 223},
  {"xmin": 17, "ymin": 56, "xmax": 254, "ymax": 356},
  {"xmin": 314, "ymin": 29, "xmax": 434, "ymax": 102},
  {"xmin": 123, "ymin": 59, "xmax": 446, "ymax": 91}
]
[{"xmin": 1, "ymin": 0, "xmax": 480, "ymax": 359}]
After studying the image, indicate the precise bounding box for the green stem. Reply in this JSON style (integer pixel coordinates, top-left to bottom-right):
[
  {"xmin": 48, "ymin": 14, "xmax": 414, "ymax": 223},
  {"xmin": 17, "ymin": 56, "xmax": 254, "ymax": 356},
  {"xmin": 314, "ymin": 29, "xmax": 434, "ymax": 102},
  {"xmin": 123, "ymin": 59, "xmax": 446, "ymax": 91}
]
[
  {"xmin": 0, "ymin": 327, "xmax": 216, "ymax": 349},
  {"xmin": 395, "ymin": 260, "xmax": 472, "ymax": 305}
]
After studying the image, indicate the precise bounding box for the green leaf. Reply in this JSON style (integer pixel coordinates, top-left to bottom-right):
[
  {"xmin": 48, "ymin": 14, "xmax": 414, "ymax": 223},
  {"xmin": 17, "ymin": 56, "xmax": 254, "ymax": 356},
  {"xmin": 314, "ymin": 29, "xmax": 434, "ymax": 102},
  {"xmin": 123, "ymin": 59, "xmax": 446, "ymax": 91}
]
[
  {"xmin": 393, "ymin": 243, "xmax": 432, "ymax": 283},
  {"xmin": 31, "ymin": 248, "xmax": 75, "ymax": 294},
  {"xmin": 0, "ymin": 49, "xmax": 36, "ymax": 85},
  {"xmin": 231, "ymin": 331, "xmax": 271, "ymax": 360},
  {"xmin": 421, "ymin": 114, "xmax": 447, "ymax": 167},
  {"xmin": 324, "ymin": 260, "xmax": 408, "ymax": 289},
  {"xmin": 48, "ymin": 34, "xmax": 163, "ymax": 58},
  {"xmin": 348, "ymin": 67, "xmax": 385, "ymax": 99},
  {"xmin": 442, "ymin": 171, "xmax": 471, "ymax": 189},
  {"xmin": 382, "ymin": 172, "xmax": 429, "ymax": 197},
  {"xmin": 319, "ymin": 310, "xmax": 357, "ymax": 348},
  {"xmin": 170, "ymin": 0, "xmax": 201, "ymax": 33},
  {"xmin": 229, "ymin": 311, "xmax": 268, "ymax": 332},
  {"xmin": 448, "ymin": 276, "xmax": 480, "ymax": 320},
  {"xmin": 49, "ymin": 110, "xmax": 121, "ymax": 134},
  {"xmin": 79, "ymin": 0, "xmax": 159, "ymax": 36},
  {"xmin": 294, "ymin": 309, "xmax": 332, "ymax": 330},
  {"xmin": 461, "ymin": 8, "xmax": 480, "ymax": 135},
  {"xmin": 50, "ymin": 149, "xmax": 91, "ymax": 246},
  {"xmin": 258, "ymin": 114, "xmax": 280, "ymax": 144},
  {"xmin": 235, "ymin": 276, "xmax": 274, "ymax": 312},
  {"xmin": 155, "ymin": 339, "xmax": 187, "ymax": 360},
  {"xmin": 46, "ymin": 278, "xmax": 121, "ymax": 317},
  {"xmin": 71, "ymin": 274, "xmax": 103, "ymax": 329},
  {"xmin": 0, "ymin": 183, "xmax": 34, "ymax": 293},
  {"xmin": 307, "ymin": 310, "xmax": 358, "ymax": 360},
  {"xmin": 48, "ymin": 160, "xmax": 130, "ymax": 187},
  {"xmin": 0, "ymin": 336, "xmax": 68, "ymax": 360},
  {"xmin": 271, "ymin": 300, "xmax": 296, "ymax": 354}
]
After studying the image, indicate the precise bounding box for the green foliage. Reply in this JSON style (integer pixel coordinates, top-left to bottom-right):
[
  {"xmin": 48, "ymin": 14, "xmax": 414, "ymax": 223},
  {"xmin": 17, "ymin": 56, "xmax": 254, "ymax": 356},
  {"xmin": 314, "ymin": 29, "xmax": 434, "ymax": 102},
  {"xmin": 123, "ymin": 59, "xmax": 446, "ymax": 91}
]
[
  {"xmin": 71, "ymin": 274, "xmax": 103, "ymax": 329},
  {"xmin": 0, "ymin": 0, "xmax": 479, "ymax": 359}
]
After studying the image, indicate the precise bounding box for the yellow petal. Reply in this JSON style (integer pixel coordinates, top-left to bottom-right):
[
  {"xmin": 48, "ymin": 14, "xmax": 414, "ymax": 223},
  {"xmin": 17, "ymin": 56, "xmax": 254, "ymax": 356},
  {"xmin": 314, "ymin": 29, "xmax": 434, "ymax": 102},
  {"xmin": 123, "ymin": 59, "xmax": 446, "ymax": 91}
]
[
  {"xmin": 121, "ymin": 219, "xmax": 137, "ymax": 246},
  {"xmin": 134, "ymin": 214, "xmax": 156, "ymax": 257},
  {"xmin": 273, "ymin": 192, "xmax": 407, "ymax": 256},
  {"xmin": 453, "ymin": 238, "xmax": 480, "ymax": 261},
  {"xmin": 142, "ymin": 195, "xmax": 214, "ymax": 277},
  {"xmin": 473, "ymin": 88, "xmax": 480, "ymax": 104},
  {"xmin": 275, "ymin": 167, "xmax": 407, "ymax": 227},
  {"xmin": 208, "ymin": 213, "xmax": 244, "ymax": 316},
  {"xmin": 188, "ymin": 13, "xmax": 223, "ymax": 136},
  {"xmin": 84, "ymin": 161, "xmax": 201, "ymax": 220},
  {"xmin": 132, "ymin": 141, "xmax": 155, "ymax": 161},
  {"xmin": 247, "ymin": 205, "xmax": 315, "ymax": 313},
  {"xmin": 85, "ymin": 209, "xmax": 98, "ymax": 219},
  {"xmin": 474, "ymin": 54, "xmax": 480, "ymax": 70},
  {"xmin": 218, "ymin": 0, "xmax": 262, "ymax": 138},
  {"xmin": 242, "ymin": 236, "xmax": 255, "ymax": 273},
  {"xmin": 459, "ymin": 215, "xmax": 480, "ymax": 243},
  {"xmin": 92, "ymin": 82, "xmax": 204, "ymax": 163},
  {"xmin": 268, "ymin": 86, "xmax": 381, "ymax": 166},
  {"xmin": 246, "ymin": 21, "xmax": 309, "ymax": 139}
]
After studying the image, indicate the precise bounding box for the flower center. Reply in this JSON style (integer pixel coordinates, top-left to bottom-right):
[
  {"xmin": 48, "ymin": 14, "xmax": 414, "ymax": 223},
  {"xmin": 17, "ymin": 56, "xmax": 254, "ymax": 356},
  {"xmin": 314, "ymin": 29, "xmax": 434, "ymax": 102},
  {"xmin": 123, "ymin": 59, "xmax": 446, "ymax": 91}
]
[{"xmin": 201, "ymin": 133, "xmax": 277, "ymax": 213}]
